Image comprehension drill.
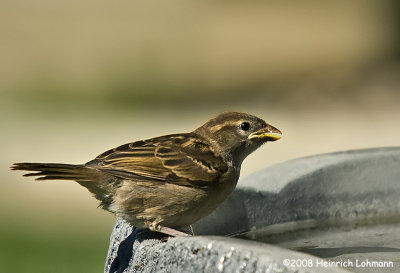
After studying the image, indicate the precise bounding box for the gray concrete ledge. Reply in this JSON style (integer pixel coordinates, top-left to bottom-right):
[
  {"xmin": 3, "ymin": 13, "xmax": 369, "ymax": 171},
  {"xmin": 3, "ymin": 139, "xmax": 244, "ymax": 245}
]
[{"xmin": 105, "ymin": 218, "xmax": 348, "ymax": 273}]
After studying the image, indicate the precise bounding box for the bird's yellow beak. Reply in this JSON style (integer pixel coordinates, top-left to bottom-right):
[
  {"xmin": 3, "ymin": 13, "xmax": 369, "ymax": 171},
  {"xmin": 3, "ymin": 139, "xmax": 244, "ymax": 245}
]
[{"xmin": 248, "ymin": 124, "xmax": 282, "ymax": 141}]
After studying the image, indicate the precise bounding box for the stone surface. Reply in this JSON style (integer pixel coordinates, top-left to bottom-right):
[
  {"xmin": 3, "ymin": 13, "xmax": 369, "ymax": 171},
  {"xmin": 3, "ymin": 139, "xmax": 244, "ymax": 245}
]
[
  {"xmin": 105, "ymin": 147, "xmax": 400, "ymax": 273},
  {"xmin": 105, "ymin": 219, "xmax": 348, "ymax": 273}
]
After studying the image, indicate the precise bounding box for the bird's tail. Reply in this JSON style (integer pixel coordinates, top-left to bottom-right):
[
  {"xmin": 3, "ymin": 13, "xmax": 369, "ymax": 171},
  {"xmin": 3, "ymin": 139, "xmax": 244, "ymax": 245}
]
[{"xmin": 11, "ymin": 163, "xmax": 94, "ymax": 182}]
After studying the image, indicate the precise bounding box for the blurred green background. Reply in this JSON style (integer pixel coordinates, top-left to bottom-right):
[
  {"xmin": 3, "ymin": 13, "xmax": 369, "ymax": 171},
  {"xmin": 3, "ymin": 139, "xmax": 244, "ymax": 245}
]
[{"xmin": 1, "ymin": 0, "xmax": 400, "ymax": 272}]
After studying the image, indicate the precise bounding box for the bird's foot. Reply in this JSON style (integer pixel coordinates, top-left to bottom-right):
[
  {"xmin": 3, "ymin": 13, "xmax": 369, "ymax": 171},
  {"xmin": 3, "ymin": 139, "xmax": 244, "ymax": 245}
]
[{"xmin": 160, "ymin": 236, "xmax": 173, "ymax": 242}]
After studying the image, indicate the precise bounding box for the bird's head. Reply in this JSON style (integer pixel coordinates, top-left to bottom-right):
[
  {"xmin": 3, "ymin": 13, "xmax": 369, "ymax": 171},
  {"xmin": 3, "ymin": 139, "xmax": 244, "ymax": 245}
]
[{"xmin": 195, "ymin": 112, "xmax": 282, "ymax": 166}]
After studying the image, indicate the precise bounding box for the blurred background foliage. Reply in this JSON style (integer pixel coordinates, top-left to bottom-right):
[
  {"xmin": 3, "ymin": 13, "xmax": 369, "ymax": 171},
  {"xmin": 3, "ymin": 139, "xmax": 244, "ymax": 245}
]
[{"xmin": 1, "ymin": 0, "xmax": 400, "ymax": 272}]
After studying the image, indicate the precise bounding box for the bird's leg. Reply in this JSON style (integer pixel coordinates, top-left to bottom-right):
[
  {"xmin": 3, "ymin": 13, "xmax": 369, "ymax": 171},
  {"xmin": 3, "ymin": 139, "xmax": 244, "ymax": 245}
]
[
  {"xmin": 158, "ymin": 225, "xmax": 192, "ymax": 237},
  {"xmin": 149, "ymin": 222, "xmax": 192, "ymax": 237}
]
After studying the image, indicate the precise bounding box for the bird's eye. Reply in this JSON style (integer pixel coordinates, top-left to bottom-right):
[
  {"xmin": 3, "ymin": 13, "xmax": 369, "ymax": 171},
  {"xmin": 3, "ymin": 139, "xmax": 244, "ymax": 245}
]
[{"xmin": 239, "ymin": 122, "xmax": 251, "ymax": 131}]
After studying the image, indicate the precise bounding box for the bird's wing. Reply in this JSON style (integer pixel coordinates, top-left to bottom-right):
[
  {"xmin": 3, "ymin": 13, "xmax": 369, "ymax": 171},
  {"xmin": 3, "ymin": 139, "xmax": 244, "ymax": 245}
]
[{"xmin": 86, "ymin": 134, "xmax": 228, "ymax": 187}]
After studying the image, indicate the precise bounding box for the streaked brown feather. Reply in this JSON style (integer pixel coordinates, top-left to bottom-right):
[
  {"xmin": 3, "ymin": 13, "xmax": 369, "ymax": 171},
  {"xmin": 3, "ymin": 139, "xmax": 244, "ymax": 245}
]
[
  {"xmin": 85, "ymin": 133, "xmax": 228, "ymax": 188},
  {"xmin": 10, "ymin": 163, "xmax": 95, "ymax": 182}
]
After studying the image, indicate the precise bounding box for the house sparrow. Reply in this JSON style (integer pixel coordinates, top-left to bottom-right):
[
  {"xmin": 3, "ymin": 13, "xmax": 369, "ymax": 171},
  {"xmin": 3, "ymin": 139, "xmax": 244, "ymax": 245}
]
[{"xmin": 11, "ymin": 112, "xmax": 281, "ymax": 236}]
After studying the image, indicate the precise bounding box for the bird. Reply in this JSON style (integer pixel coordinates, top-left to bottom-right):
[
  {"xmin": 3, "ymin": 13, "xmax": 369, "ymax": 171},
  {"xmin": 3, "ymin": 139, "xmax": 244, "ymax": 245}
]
[{"xmin": 11, "ymin": 112, "xmax": 281, "ymax": 237}]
